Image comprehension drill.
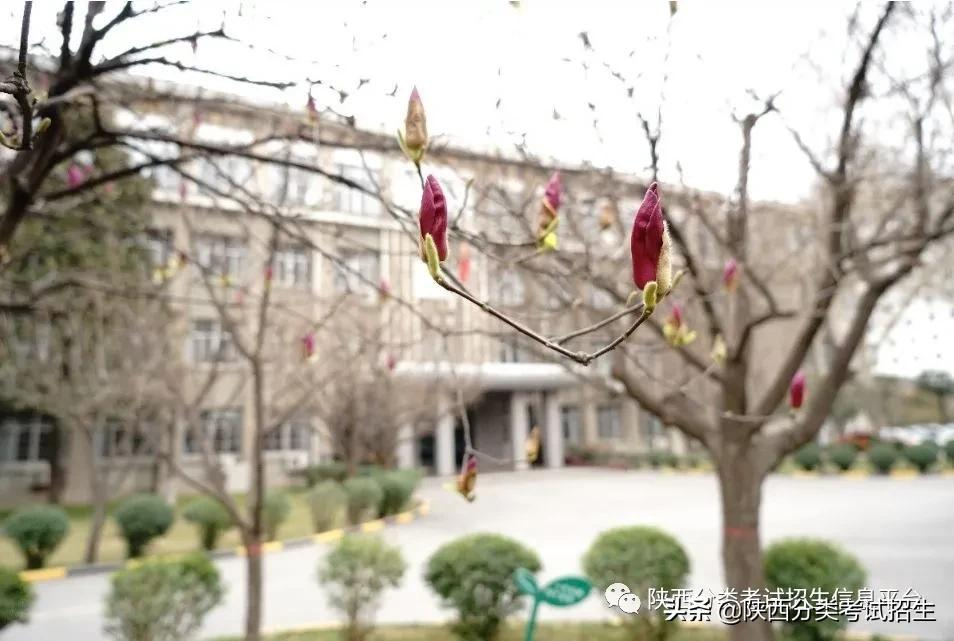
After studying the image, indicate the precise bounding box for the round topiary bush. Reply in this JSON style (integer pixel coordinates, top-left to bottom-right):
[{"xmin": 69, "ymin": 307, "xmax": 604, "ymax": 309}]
[
  {"xmin": 764, "ymin": 538, "xmax": 866, "ymax": 641},
  {"xmin": 309, "ymin": 481, "xmax": 347, "ymax": 533},
  {"xmin": 298, "ymin": 462, "xmax": 348, "ymax": 487},
  {"xmin": 104, "ymin": 552, "xmax": 223, "ymax": 641},
  {"xmin": 3, "ymin": 505, "xmax": 70, "ymax": 569},
  {"xmin": 904, "ymin": 443, "xmax": 938, "ymax": 473},
  {"xmin": 0, "ymin": 566, "xmax": 33, "ymax": 631},
  {"xmin": 342, "ymin": 478, "xmax": 384, "ymax": 525},
  {"xmin": 263, "ymin": 491, "xmax": 292, "ymax": 541},
  {"xmin": 425, "ymin": 533, "xmax": 541, "ymax": 641},
  {"xmin": 944, "ymin": 439, "xmax": 954, "ymax": 464},
  {"xmin": 867, "ymin": 443, "xmax": 899, "ymax": 474},
  {"xmin": 182, "ymin": 497, "xmax": 232, "ymax": 551},
  {"xmin": 376, "ymin": 470, "xmax": 420, "ymax": 517},
  {"xmin": 827, "ymin": 443, "xmax": 858, "ymax": 472},
  {"xmin": 793, "ymin": 443, "xmax": 822, "ymax": 471},
  {"xmin": 318, "ymin": 535, "xmax": 406, "ymax": 641},
  {"xmin": 583, "ymin": 526, "xmax": 690, "ymax": 641},
  {"xmin": 113, "ymin": 494, "xmax": 174, "ymax": 558}
]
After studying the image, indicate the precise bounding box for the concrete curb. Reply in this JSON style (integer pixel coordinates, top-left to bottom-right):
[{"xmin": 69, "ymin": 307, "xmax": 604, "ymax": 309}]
[{"xmin": 18, "ymin": 500, "xmax": 430, "ymax": 584}]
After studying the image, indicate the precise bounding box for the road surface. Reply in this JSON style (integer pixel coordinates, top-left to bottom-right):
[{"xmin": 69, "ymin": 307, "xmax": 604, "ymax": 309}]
[{"xmin": 10, "ymin": 468, "xmax": 954, "ymax": 640}]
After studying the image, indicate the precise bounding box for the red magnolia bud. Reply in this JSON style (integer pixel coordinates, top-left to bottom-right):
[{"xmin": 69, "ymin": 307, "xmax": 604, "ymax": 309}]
[
  {"xmin": 456, "ymin": 452, "xmax": 477, "ymax": 501},
  {"xmin": 302, "ymin": 332, "xmax": 316, "ymax": 360},
  {"xmin": 457, "ymin": 243, "xmax": 471, "ymax": 283},
  {"xmin": 723, "ymin": 258, "xmax": 739, "ymax": 290},
  {"xmin": 419, "ymin": 175, "xmax": 448, "ymax": 262},
  {"xmin": 670, "ymin": 303, "xmax": 683, "ymax": 329},
  {"xmin": 264, "ymin": 264, "xmax": 273, "ymax": 282},
  {"xmin": 790, "ymin": 370, "xmax": 806, "ymax": 409},
  {"xmin": 543, "ymin": 171, "xmax": 561, "ymax": 213},
  {"xmin": 67, "ymin": 164, "xmax": 85, "ymax": 189},
  {"xmin": 386, "ymin": 354, "xmax": 397, "ymax": 372},
  {"xmin": 378, "ymin": 279, "xmax": 391, "ymax": 300},
  {"xmin": 630, "ymin": 182, "xmax": 672, "ymax": 292},
  {"xmin": 306, "ymin": 94, "xmax": 318, "ymax": 122}
]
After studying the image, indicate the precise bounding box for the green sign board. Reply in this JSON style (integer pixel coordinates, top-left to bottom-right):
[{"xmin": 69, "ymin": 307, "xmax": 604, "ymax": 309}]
[{"xmin": 513, "ymin": 568, "xmax": 592, "ymax": 641}]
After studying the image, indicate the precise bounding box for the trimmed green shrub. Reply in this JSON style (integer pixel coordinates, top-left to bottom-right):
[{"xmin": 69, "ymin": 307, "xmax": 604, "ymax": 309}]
[
  {"xmin": 3, "ymin": 505, "xmax": 70, "ymax": 569},
  {"xmin": 827, "ymin": 443, "xmax": 858, "ymax": 472},
  {"xmin": 867, "ymin": 443, "xmax": 899, "ymax": 474},
  {"xmin": 297, "ymin": 462, "xmax": 348, "ymax": 487},
  {"xmin": 904, "ymin": 443, "xmax": 938, "ymax": 473},
  {"xmin": 583, "ymin": 526, "xmax": 690, "ymax": 641},
  {"xmin": 0, "ymin": 566, "xmax": 33, "ymax": 630},
  {"xmin": 263, "ymin": 491, "xmax": 292, "ymax": 541},
  {"xmin": 425, "ymin": 533, "xmax": 541, "ymax": 641},
  {"xmin": 764, "ymin": 538, "xmax": 866, "ymax": 641},
  {"xmin": 646, "ymin": 451, "xmax": 667, "ymax": 469},
  {"xmin": 943, "ymin": 440, "xmax": 954, "ymax": 463},
  {"xmin": 182, "ymin": 497, "xmax": 232, "ymax": 551},
  {"xmin": 793, "ymin": 443, "xmax": 822, "ymax": 471},
  {"xmin": 376, "ymin": 470, "xmax": 420, "ymax": 517},
  {"xmin": 357, "ymin": 464, "xmax": 385, "ymax": 477},
  {"xmin": 113, "ymin": 494, "xmax": 174, "ymax": 558},
  {"xmin": 309, "ymin": 481, "xmax": 347, "ymax": 533},
  {"xmin": 318, "ymin": 535, "xmax": 406, "ymax": 641},
  {"xmin": 104, "ymin": 552, "xmax": 223, "ymax": 641},
  {"xmin": 342, "ymin": 478, "xmax": 384, "ymax": 525}
]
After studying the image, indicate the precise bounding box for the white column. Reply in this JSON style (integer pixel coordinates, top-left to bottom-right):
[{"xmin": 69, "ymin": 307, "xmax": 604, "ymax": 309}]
[
  {"xmin": 435, "ymin": 401, "xmax": 455, "ymax": 477},
  {"xmin": 396, "ymin": 423, "xmax": 416, "ymax": 470},
  {"xmin": 510, "ymin": 392, "xmax": 529, "ymax": 471},
  {"xmin": 544, "ymin": 392, "xmax": 564, "ymax": 469}
]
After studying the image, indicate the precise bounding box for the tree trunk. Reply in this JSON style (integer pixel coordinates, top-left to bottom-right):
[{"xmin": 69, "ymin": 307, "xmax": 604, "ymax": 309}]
[
  {"xmin": 244, "ymin": 540, "xmax": 263, "ymax": 641},
  {"xmin": 84, "ymin": 488, "xmax": 107, "ymax": 564},
  {"xmin": 718, "ymin": 447, "xmax": 773, "ymax": 641},
  {"xmin": 47, "ymin": 425, "xmax": 67, "ymax": 503}
]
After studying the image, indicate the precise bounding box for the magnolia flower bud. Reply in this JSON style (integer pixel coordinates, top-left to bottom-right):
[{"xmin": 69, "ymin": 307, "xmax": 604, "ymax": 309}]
[
  {"xmin": 790, "ymin": 370, "xmax": 806, "ymax": 409},
  {"xmin": 723, "ymin": 258, "xmax": 739, "ymax": 291},
  {"xmin": 403, "ymin": 87, "xmax": 428, "ymax": 154},
  {"xmin": 711, "ymin": 335, "xmax": 727, "ymax": 365},
  {"xmin": 302, "ymin": 332, "xmax": 316, "ymax": 361},
  {"xmin": 67, "ymin": 164, "xmax": 86, "ymax": 189},
  {"xmin": 525, "ymin": 426, "xmax": 541, "ymax": 464},
  {"xmin": 662, "ymin": 302, "xmax": 697, "ymax": 347},
  {"xmin": 419, "ymin": 175, "xmax": 448, "ymax": 263},
  {"xmin": 630, "ymin": 183, "xmax": 672, "ymax": 294},
  {"xmin": 456, "ymin": 453, "xmax": 478, "ymax": 502}
]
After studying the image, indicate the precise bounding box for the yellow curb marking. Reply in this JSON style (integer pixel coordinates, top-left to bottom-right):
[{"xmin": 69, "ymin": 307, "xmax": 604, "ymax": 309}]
[
  {"xmin": 19, "ymin": 567, "xmax": 67, "ymax": 582},
  {"xmin": 360, "ymin": 519, "xmax": 385, "ymax": 533},
  {"xmin": 235, "ymin": 540, "xmax": 283, "ymax": 557},
  {"xmin": 417, "ymin": 501, "xmax": 430, "ymax": 516},
  {"xmin": 843, "ymin": 471, "xmax": 869, "ymax": 479},
  {"xmin": 394, "ymin": 511, "xmax": 415, "ymax": 524},
  {"xmin": 890, "ymin": 470, "xmax": 918, "ymax": 479},
  {"xmin": 314, "ymin": 529, "xmax": 344, "ymax": 543}
]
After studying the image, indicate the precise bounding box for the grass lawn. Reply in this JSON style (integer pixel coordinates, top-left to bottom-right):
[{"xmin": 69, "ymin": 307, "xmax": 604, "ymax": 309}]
[
  {"xmin": 0, "ymin": 486, "xmax": 328, "ymax": 569},
  {"xmin": 213, "ymin": 623, "xmax": 726, "ymax": 641}
]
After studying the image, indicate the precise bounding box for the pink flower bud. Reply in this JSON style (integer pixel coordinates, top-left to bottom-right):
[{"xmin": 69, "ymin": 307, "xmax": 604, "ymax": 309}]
[
  {"xmin": 67, "ymin": 164, "xmax": 85, "ymax": 189},
  {"xmin": 543, "ymin": 171, "xmax": 561, "ymax": 213},
  {"xmin": 264, "ymin": 264, "xmax": 273, "ymax": 283},
  {"xmin": 790, "ymin": 370, "xmax": 806, "ymax": 409},
  {"xmin": 630, "ymin": 183, "xmax": 672, "ymax": 292},
  {"xmin": 378, "ymin": 279, "xmax": 391, "ymax": 300},
  {"xmin": 669, "ymin": 303, "xmax": 683, "ymax": 329},
  {"xmin": 419, "ymin": 175, "xmax": 448, "ymax": 262},
  {"xmin": 723, "ymin": 258, "xmax": 739, "ymax": 290},
  {"xmin": 302, "ymin": 332, "xmax": 316, "ymax": 360},
  {"xmin": 456, "ymin": 452, "xmax": 478, "ymax": 501},
  {"xmin": 306, "ymin": 94, "xmax": 318, "ymax": 122},
  {"xmin": 386, "ymin": 354, "xmax": 397, "ymax": 372}
]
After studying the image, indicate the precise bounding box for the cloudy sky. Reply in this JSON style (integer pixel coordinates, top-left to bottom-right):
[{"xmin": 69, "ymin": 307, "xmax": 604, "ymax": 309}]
[{"xmin": 7, "ymin": 1, "xmax": 953, "ymax": 379}]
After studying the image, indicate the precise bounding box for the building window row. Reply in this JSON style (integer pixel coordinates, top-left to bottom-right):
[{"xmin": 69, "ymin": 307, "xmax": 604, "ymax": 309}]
[{"xmin": 0, "ymin": 415, "xmax": 54, "ymax": 463}]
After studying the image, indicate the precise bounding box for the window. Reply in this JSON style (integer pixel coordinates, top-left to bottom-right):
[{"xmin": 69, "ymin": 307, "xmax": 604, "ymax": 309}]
[
  {"xmin": 194, "ymin": 234, "xmax": 247, "ymax": 281},
  {"xmin": 185, "ymin": 410, "xmax": 243, "ymax": 454},
  {"xmin": 273, "ymin": 246, "xmax": 312, "ymax": 288},
  {"xmin": 98, "ymin": 421, "xmax": 151, "ymax": 458},
  {"xmin": 143, "ymin": 229, "xmax": 173, "ymax": 268},
  {"xmin": 560, "ymin": 406, "xmax": 582, "ymax": 445},
  {"xmin": 334, "ymin": 250, "xmax": 380, "ymax": 295},
  {"xmin": 0, "ymin": 415, "xmax": 53, "ymax": 462},
  {"xmin": 190, "ymin": 319, "xmax": 236, "ymax": 363},
  {"xmin": 264, "ymin": 418, "xmax": 311, "ymax": 451},
  {"xmin": 332, "ymin": 164, "xmax": 382, "ymax": 216},
  {"xmin": 597, "ymin": 405, "xmax": 622, "ymax": 440}
]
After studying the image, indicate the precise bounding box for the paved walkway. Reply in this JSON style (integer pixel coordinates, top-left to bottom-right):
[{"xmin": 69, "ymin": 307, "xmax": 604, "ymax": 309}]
[{"xmin": 12, "ymin": 469, "xmax": 954, "ymax": 641}]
